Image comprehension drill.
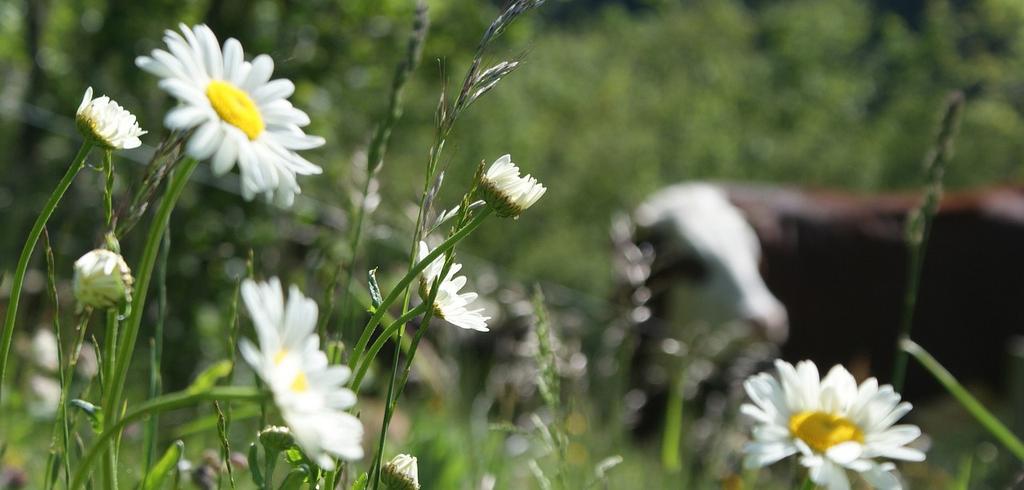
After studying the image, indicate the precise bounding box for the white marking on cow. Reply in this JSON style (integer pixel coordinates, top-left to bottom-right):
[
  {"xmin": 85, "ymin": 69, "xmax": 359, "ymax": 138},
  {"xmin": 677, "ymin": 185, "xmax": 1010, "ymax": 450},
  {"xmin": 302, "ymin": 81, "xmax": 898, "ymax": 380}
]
[{"xmin": 635, "ymin": 183, "xmax": 789, "ymax": 341}]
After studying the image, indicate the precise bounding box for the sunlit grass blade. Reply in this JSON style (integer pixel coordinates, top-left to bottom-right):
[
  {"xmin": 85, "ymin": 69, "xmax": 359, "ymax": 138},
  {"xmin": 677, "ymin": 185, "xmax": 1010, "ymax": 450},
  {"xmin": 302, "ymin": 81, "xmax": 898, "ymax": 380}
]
[
  {"xmin": 891, "ymin": 91, "xmax": 964, "ymax": 391},
  {"xmin": 0, "ymin": 140, "xmax": 93, "ymax": 402},
  {"xmin": 144, "ymin": 228, "xmax": 170, "ymax": 472},
  {"xmin": 901, "ymin": 338, "xmax": 1024, "ymax": 462}
]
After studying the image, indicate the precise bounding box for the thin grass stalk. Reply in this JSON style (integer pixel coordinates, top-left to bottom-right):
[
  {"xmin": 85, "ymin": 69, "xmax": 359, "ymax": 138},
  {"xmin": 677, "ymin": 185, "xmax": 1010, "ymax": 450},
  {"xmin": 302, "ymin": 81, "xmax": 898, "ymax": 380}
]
[
  {"xmin": 215, "ymin": 401, "xmax": 236, "ymax": 489},
  {"xmin": 366, "ymin": 141, "xmax": 447, "ymax": 489},
  {"xmin": 891, "ymin": 91, "xmax": 963, "ymax": 391},
  {"xmin": 368, "ymin": 205, "xmax": 479, "ymax": 487},
  {"xmin": 70, "ymin": 387, "xmax": 267, "ymax": 489},
  {"xmin": 369, "ymin": 171, "xmax": 486, "ymax": 488},
  {"xmin": 338, "ymin": 0, "xmax": 429, "ymax": 340},
  {"xmin": 368, "ymin": 324, "xmax": 406, "ymax": 488},
  {"xmin": 531, "ymin": 286, "xmax": 570, "ymax": 490},
  {"xmin": 62, "ymin": 312, "xmax": 92, "ymax": 487},
  {"xmin": 363, "ymin": 3, "xmax": 541, "ymax": 484},
  {"xmin": 360, "ymin": 0, "xmax": 536, "ymax": 455},
  {"xmin": 215, "ymin": 276, "xmax": 242, "ymax": 489},
  {"xmin": 367, "ymin": 178, "xmax": 446, "ymax": 489},
  {"xmin": 0, "ymin": 140, "xmax": 94, "ymax": 401},
  {"xmin": 42, "ymin": 229, "xmax": 72, "ymax": 488},
  {"xmin": 368, "ymin": 199, "xmax": 482, "ymax": 488},
  {"xmin": 366, "ymin": 224, "xmax": 440, "ymax": 488},
  {"xmin": 101, "ymin": 157, "xmax": 200, "ymax": 458},
  {"xmin": 99, "ymin": 146, "xmax": 123, "ymax": 489},
  {"xmin": 901, "ymin": 338, "xmax": 1024, "ymax": 462},
  {"xmin": 143, "ymin": 227, "xmax": 171, "ymax": 471}
]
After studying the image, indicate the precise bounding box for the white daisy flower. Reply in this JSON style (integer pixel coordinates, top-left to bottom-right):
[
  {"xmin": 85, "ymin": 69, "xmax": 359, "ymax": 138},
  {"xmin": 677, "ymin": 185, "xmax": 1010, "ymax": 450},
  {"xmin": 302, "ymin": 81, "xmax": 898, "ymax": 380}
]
[
  {"xmin": 73, "ymin": 249, "xmax": 133, "ymax": 310},
  {"xmin": 136, "ymin": 24, "xmax": 324, "ymax": 206},
  {"xmin": 417, "ymin": 241, "xmax": 490, "ymax": 332},
  {"xmin": 76, "ymin": 87, "xmax": 146, "ymax": 150},
  {"xmin": 480, "ymin": 154, "xmax": 546, "ymax": 218},
  {"xmin": 239, "ymin": 278, "xmax": 364, "ymax": 467},
  {"xmin": 741, "ymin": 360, "xmax": 925, "ymax": 490},
  {"xmin": 382, "ymin": 453, "xmax": 420, "ymax": 490}
]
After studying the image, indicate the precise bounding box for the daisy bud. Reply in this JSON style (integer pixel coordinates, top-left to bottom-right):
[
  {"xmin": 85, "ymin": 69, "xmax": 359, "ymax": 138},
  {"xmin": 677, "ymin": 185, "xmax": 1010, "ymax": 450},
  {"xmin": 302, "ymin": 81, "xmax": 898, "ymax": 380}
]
[
  {"xmin": 480, "ymin": 154, "xmax": 546, "ymax": 218},
  {"xmin": 75, "ymin": 87, "xmax": 146, "ymax": 150},
  {"xmin": 73, "ymin": 249, "xmax": 133, "ymax": 310},
  {"xmin": 381, "ymin": 454, "xmax": 420, "ymax": 490},
  {"xmin": 258, "ymin": 425, "xmax": 295, "ymax": 453}
]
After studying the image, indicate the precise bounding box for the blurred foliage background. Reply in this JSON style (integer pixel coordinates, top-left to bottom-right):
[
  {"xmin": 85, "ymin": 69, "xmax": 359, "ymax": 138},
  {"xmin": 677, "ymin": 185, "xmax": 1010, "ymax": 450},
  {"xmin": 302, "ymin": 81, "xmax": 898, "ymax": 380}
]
[{"xmin": 3, "ymin": 0, "xmax": 1024, "ymax": 488}]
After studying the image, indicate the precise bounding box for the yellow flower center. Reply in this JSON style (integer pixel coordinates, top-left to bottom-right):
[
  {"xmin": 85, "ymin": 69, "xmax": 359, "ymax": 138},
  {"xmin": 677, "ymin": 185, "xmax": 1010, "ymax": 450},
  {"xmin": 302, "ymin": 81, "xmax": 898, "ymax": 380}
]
[
  {"xmin": 273, "ymin": 350, "xmax": 288, "ymax": 365},
  {"xmin": 206, "ymin": 80, "xmax": 264, "ymax": 140},
  {"xmin": 788, "ymin": 411, "xmax": 864, "ymax": 453},
  {"xmin": 290, "ymin": 371, "xmax": 309, "ymax": 393}
]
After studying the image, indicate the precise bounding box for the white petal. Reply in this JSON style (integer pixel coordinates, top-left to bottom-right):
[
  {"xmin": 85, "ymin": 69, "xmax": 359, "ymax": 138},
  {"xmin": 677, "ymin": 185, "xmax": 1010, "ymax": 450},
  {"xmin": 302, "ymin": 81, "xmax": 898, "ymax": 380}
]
[
  {"xmin": 211, "ymin": 134, "xmax": 239, "ymax": 175},
  {"xmin": 859, "ymin": 462, "xmax": 902, "ymax": 490},
  {"xmin": 243, "ymin": 54, "xmax": 275, "ymax": 91},
  {"xmin": 825, "ymin": 442, "xmax": 863, "ymax": 466},
  {"xmin": 743, "ymin": 441, "xmax": 798, "ymax": 469},
  {"xmin": 185, "ymin": 122, "xmax": 223, "ymax": 160},
  {"xmin": 252, "ymin": 79, "xmax": 295, "ymax": 103},
  {"xmin": 165, "ymin": 106, "xmax": 211, "ymax": 130}
]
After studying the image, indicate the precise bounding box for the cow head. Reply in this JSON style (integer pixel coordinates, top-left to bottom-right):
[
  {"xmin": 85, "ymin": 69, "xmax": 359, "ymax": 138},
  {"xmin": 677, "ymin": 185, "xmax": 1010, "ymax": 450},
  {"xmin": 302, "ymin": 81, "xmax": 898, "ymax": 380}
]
[{"xmin": 633, "ymin": 183, "xmax": 788, "ymax": 342}]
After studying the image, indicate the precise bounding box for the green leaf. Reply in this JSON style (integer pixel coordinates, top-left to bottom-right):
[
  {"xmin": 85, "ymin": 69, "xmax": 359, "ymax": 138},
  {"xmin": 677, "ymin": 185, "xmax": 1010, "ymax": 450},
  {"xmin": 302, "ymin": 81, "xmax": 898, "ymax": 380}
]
[
  {"xmin": 368, "ymin": 268, "xmax": 383, "ymax": 311},
  {"xmin": 351, "ymin": 473, "xmax": 369, "ymax": 490},
  {"xmin": 187, "ymin": 360, "xmax": 233, "ymax": 394},
  {"xmin": 248, "ymin": 443, "xmax": 264, "ymax": 488},
  {"xmin": 278, "ymin": 467, "xmax": 310, "ymax": 490},
  {"xmin": 141, "ymin": 440, "xmax": 183, "ymax": 490},
  {"xmin": 284, "ymin": 448, "xmax": 304, "ymax": 464}
]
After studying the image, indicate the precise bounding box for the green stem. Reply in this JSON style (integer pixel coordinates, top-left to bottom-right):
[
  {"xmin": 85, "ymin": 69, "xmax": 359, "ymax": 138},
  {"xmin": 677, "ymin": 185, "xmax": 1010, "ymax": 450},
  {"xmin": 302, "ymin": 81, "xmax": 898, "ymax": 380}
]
[
  {"xmin": 800, "ymin": 476, "xmax": 816, "ymax": 490},
  {"xmin": 144, "ymin": 228, "xmax": 171, "ymax": 471},
  {"xmin": 263, "ymin": 448, "xmax": 279, "ymax": 490},
  {"xmin": 370, "ymin": 187, "xmax": 483, "ymax": 489},
  {"xmin": 102, "ymin": 158, "xmax": 199, "ymax": 447},
  {"xmin": 0, "ymin": 140, "xmax": 93, "ymax": 401},
  {"xmin": 349, "ymin": 208, "xmax": 491, "ymax": 371},
  {"xmin": 660, "ymin": 370, "xmax": 684, "ymax": 473},
  {"xmin": 369, "ymin": 301, "xmax": 435, "ymax": 489},
  {"xmin": 901, "ymin": 338, "xmax": 1024, "ymax": 462},
  {"xmin": 102, "ymin": 311, "xmax": 118, "ymax": 393},
  {"xmin": 70, "ymin": 386, "xmax": 267, "ymax": 489},
  {"xmin": 891, "ymin": 92, "xmax": 963, "ymax": 391},
  {"xmin": 103, "ymin": 149, "xmax": 114, "ymax": 228},
  {"xmin": 351, "ymin": 304, "xmax": 428, "ymax": 391},
  {"xmin": 102, "ymin": 311, "xmax": 120, "ymax": 490}
]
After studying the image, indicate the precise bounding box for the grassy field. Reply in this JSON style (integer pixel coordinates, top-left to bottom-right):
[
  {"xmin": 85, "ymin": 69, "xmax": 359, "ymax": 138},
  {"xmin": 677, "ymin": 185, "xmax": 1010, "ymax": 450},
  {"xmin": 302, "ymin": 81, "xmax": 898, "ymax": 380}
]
[{"xmin": 2, "ymin": 0, "xmax": 1024, "ymax": 488}]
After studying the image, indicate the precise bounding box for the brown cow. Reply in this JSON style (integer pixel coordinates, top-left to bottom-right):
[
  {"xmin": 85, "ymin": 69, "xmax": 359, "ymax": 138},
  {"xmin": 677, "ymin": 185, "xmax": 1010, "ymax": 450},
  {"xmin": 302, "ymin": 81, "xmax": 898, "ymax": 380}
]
[{"xmin": 627, "ymin": 182, "xmax": 1024, "ymax": 403}]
